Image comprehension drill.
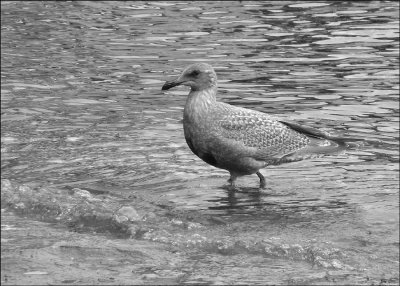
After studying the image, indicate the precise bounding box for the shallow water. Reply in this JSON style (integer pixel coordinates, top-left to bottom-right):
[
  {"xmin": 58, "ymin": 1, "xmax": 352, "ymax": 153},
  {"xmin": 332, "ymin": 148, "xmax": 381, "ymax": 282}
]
[{"xmin": 1, "ymin": 1, "xmax": 399, "ymax": 285}]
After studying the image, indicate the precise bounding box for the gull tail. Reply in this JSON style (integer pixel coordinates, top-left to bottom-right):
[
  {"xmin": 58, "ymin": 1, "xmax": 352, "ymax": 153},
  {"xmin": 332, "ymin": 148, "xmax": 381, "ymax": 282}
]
[
  {"xmin": 280, "ymin": 120, "xmax": 369, "ymax": 147},
  {"xmin": 278, "ymin": 120, "xmax": 373, "ymax": 162}
]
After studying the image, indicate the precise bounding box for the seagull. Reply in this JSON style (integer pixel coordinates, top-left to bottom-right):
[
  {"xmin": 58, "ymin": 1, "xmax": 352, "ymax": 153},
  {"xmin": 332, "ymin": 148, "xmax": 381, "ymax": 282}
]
[{"xmin": 162, "ymin": 63, "xmax": 360, "ymax": 191}]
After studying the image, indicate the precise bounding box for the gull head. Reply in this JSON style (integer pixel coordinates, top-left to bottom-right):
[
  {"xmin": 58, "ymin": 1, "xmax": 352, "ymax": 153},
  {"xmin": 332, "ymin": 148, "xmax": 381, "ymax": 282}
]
[{"xmin": 162, "ymin": 63, "xmax": 217, "ymax": 92}]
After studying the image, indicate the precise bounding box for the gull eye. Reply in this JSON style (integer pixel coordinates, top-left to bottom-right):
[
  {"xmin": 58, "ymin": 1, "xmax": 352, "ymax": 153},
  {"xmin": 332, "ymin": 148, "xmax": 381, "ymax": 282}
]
[{"xmin": 188, "ymin": 70, "xmax": 200, "ymax": 77}]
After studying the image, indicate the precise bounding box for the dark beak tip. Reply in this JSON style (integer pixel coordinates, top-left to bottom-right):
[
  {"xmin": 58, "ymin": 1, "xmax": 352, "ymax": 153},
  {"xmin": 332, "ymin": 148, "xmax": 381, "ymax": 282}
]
[
  {"xmin": 161, "ymin": 84, "xmax": 170, "ymax": 91},
  {"xmin": 161, "ymin": 80, "xmax": 181, "ymax": 91}
]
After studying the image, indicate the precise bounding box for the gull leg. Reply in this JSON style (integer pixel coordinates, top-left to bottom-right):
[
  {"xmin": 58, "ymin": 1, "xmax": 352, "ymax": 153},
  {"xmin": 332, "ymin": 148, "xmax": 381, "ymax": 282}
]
[
  {"xmin": 256, "ymin": 171, "xmax": 266, "ymax": 189},
  {"xmin": 227, "ymin": 174, "xmax": 240, "ymax": 192}
]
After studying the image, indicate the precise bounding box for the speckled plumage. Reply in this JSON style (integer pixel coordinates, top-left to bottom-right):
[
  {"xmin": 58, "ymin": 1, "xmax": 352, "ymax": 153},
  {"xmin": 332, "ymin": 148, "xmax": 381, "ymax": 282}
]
[{"xmin": 162, "ymin": 63, "xmax": 349, "ymax": 190}]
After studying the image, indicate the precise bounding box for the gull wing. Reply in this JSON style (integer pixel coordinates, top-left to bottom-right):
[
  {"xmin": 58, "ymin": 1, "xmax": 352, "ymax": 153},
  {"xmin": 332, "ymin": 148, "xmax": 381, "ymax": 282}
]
[{"xmin": 214, "ymin": 104, "xmax": 350, "ymax": 164}]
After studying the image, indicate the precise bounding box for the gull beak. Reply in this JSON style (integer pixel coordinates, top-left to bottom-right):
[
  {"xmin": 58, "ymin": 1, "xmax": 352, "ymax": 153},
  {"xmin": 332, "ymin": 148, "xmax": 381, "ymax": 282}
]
[{"xmin": 161, "ymin": 79, "xmax": 182, "ymax": 90}]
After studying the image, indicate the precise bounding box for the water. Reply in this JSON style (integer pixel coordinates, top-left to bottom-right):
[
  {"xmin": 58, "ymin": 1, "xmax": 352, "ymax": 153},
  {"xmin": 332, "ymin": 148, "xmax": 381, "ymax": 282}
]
[{"xmin": 1, "ymin": 1, "xmax": 399, "ymax": 285}]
